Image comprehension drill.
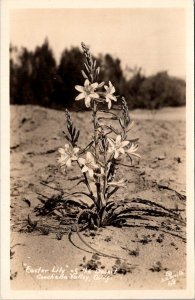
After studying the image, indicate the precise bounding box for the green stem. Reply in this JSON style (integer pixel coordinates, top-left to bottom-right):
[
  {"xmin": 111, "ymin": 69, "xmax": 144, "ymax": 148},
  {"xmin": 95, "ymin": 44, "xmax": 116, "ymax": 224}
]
[
  {"xmin": 92, "ymin": 100, "xmax": 104, "ymax": 210},
  {"xmin": 103, "ymin": 152, "xmax": 108, "ymax": 201},
  {"xmin": 76, "ymin": 160, "xmax": 96, "ymax": 204},
  {"xmin": 92, "ymin": 100, "xmax": 99, "ymax": 159}
]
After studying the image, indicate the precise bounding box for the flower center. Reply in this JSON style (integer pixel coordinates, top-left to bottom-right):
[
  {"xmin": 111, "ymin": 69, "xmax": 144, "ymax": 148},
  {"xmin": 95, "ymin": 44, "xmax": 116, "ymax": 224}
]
[
  {"xmin": 84, "ymin": 86, "xmax": 94, "ymax": 95},
  {"xmin": 67, "ymin": 150, "xmax": 72, "ymax": 156},
  {"xmin": 115, "ymin": 142, "xmax": 121, "ymax": 149}
]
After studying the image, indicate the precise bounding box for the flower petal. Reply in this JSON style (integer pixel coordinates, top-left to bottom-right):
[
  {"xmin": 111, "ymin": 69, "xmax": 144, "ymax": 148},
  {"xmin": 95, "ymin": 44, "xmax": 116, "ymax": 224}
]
[
  {"xmin": 85, "ymin": 96, "xmax": 91, "ymax": 108},
  {"xmin": 114, "ymin": 151, "xmax": 119, "ymax": 159},
  {"xmin": 108, "ymin": 94, "xmax": 117, "ymax": 101},
  {"xmin": 75, "ymin": 85, "xmax": 84, "ymax": 92},
  {"xmin": 109, "ymin": 81, "xmax": 115, "ymax": 93},
  {"xmin": 58, "ymin": 148, "xmax": 65, "ymax": 155},
  {"xmin": 66, "ymin": 159, "xmax": 72, "ymax": 168},
  {"xmin": 75, "ymin": 93, "xmax": 85, "ymax": 101},
  {"xmin": 82, "ymin": 165, "xmax": 88, "ymax": 173},
  {"xmin": 93, "ymin": 162, "xmax": 98, "ymax": 169},
  {"xmin": 58, "ymin": 157, "xmax": 65, "ymax": 164},
  {"xmin": 116, "ymin": 135, "xmax": 122, "ymax": 144},
  {"xmin": 133, "ymin": 144, "xmax": 139, "ymax": 150},
  {"xmin": 121, "ymin": 140, "xmax": 129, "ymax": 147},
  {"xmin": 108, "ymin": 100, "xmax": 111, "ymax": 109},
  {"xmin": 119, "ymin": 148, "xmax": 125, "ymax": 154},
  {"xmin": 86, "ymin": 151, "xmax": 93, "ymax": 162},
  {"xmin": 84, "ymin": 79, "xmax": 90, "ymax": 87},
  {"xmin": 91, "ymin": 92, "xmax": 99, "ymax": 99},
  {"xmin": 78, "ymin": 157, "xmax": 86, "ymax": 165},
  {"xmin": 127, "ymin": 144, "xmax": 139, "ymax": 153},
  {"xmin": 60, "ymin": 154, "xmax": 69, "ymax": 163},
  {"xmin": 110, "ymin": 86, "xmax": 115, "ymax": 94},
  {"xmin": 98, "ymin": 81, "xmax": 105, "ymax": 88},
  {"xmin": 71, "ymin": 155, "xmax": 78, "ymax": 161},
  {"xmin": 88, "ymin": 168, "xmax": 94, "ymax": 177},
  {"xmin": 108, "ymin": 147, "xmax": 114, "ymax": 153},
  {"xmin": 113, "ymin": 96, "xmax": 117, "ymax": 102},
  {"xmin": 64, "ymin": 144, "xmax": 70, "ymax": 149},
  {"xmin": 73, "ymin": 147, "xmax": 80, "ymax": 154},
  {"xmin": 91, "ymin": 82, "xmax": 98, "ymax": 89},
  {"xmin": 107, "ymin": 138, "xmax": 115, "ymax": 147}
]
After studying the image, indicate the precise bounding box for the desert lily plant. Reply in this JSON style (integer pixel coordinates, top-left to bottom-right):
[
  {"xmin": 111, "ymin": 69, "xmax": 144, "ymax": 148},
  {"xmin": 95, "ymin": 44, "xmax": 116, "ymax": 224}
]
[{"xmin": 58, "ymin": 42, "xmax": 140, "ymax": 228}]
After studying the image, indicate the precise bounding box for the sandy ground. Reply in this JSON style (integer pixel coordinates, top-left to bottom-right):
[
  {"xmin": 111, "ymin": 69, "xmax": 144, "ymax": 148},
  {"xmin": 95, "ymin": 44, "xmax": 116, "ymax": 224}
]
[{"xmin": 10, "ymin": 105, "xmax": 186, "ymax": 290}]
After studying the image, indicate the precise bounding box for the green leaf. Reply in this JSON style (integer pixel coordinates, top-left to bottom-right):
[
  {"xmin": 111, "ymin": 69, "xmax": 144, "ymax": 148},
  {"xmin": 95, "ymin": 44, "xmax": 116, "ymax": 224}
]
[
  {"xmin": 128, "ymin": 138, "xmax": 139, "ymax": 143},
  {"xmin": 102, "ymin": 125, "xmax": 119, "ymax": 135},
  {"xmin": 127, "ymin": 121, "xmax": 135, "ymax": 132},
  {"xmin": 65, "ymin": 199, "xmax": 89, "ymax": 209},
  {"xmin": 96, "ymin": 67, "xmax": 100, "ymax": 75},
  {"xmin": 84, "ymin": 62, "xmax": 90, "ymax": 73},
  {"xmin": 80, "ymin": 140, "xmax": 94, "ymax": 154},
  {"xmin": 81, "ymin": 70, "xmax": 88, "ymax": 79},
  {"xmin": 65, "ymin": 135, "xmax": 71, "ymax": 142},
  {"xmin": 72, "ymin": 127, "xmax": 76, "ymax": 138},
  {"xmin": 74, "ymin": 130, "xmax": 80, "ymax": 143},
  {"xmin": 99, "ymin": 110, "xmax": 119, "ymax": 118},
  {"xmin": 107, "ymin": 187, "xmax": 119, "ymax": 199}
]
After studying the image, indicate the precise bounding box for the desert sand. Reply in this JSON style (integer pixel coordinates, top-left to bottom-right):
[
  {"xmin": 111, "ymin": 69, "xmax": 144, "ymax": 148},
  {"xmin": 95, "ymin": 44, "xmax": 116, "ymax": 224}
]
[{"xmin": 10, "ymin": 105, "xmax": 186, "ymax": 290}]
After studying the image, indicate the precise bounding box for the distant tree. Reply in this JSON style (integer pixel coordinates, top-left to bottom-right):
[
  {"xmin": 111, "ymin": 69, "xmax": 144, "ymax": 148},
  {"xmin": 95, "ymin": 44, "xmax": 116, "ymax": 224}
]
[
  {"xmin": 99, "ymin": 54, "xmax": 125, "ymax": 97},
  {"xmin": 10, "ymin": 46, "xmax": 35, "ymax": 104},
  {"xmin": 9, "ymin": 41, "xmax": 186, "ymax": 110},
  {"xmin": 164, "ymin": 76, "xmax": 186, "ymax": 106},
  {"xmin": 10, "ymin": 45, "xmax": 18, "ymax": 104},
  {"xmin": 56, "ymin": 47, "xmax": 84, "ymax": 109},
  {"xmin": 124, "ymin": 67, "xmax": 146, "ymax": 109},
  {"xmin": 139, "ymin": 71, "xmax": 186, "ymax": 109},
  {"xmin": 30, "ymin": 38, "xmax": 57, "ymax": 106},
  {"xmin": 10, "ymin": 39, "xmax": 57, "ymax": 107}
]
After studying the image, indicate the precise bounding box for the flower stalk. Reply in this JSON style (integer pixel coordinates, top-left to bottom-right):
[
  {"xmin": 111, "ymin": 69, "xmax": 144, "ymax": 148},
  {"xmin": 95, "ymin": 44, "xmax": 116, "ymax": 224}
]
[{"xmin": 58, "ymin": 42, "xmax": 140, "ymax": 227}]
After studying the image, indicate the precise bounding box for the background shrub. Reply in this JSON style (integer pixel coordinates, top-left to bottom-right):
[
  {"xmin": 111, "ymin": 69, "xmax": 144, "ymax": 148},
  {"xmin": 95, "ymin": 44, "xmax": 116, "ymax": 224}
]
[{"xmin": 10, "ymin": 40, "xmax": 186, "ymax": 110}]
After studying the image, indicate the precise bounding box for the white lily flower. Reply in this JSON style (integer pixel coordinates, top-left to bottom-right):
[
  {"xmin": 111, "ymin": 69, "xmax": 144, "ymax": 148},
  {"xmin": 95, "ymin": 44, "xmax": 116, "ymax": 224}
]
[
  {"xmin": 104, "ymin": 81, "xmax": 117, "ymax": 109},
  {"xmin": 126, "ymin": 143, "xmax": 141, "ymax": 158},
  {"xmin": 58, "ymin": 144, "xmax": 79, "ymax": 168},
  {"xmin": 108, "ymin": 135, "xmax": 129, "ymax": 159},
  {"xmin": 75, "ymin": 79, "xmax": 99, "ymax": 108},
  {"xmin": 78, "ymin": 151, "xmax": 98, "ymax": 177}
]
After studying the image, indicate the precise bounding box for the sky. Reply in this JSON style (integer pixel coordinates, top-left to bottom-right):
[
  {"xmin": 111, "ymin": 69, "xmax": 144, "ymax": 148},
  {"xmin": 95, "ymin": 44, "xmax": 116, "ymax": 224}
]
[{"xmin": 10, "ymin": 8, "xmax": 186, "ymax": 78}]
